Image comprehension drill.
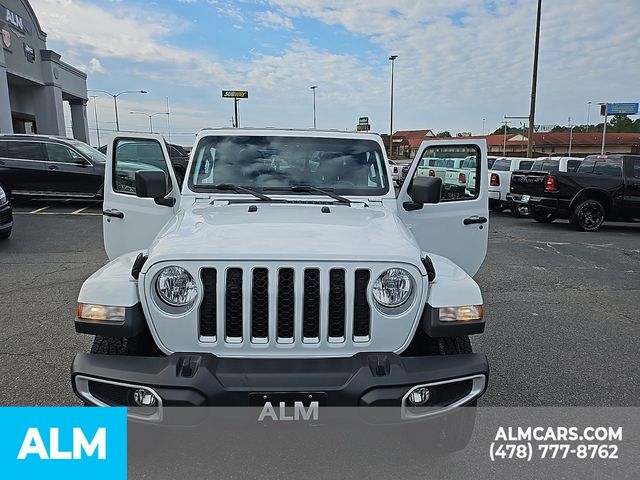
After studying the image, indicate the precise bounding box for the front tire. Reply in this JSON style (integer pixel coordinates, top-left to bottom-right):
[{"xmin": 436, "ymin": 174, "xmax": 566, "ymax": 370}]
[
  {"xmin": 569, "ymin": 199, "xmax": 605, "ymax": 231},
  {"xmin": 90, "ymin": 330, "xmax": 161, "ymax": 356}
]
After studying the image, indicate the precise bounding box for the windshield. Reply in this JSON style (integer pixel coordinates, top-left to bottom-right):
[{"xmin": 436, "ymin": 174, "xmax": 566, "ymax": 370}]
[
  {"xmin": 189, "ymin": 136, "xmax": 389, "ymax": 195},
  {"xmin": 71, "ymin": 141, "xmax": 107, "ymax": 163}
]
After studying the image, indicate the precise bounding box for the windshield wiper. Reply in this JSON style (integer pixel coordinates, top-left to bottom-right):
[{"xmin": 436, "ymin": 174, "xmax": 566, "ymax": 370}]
[
  {"xmin": 210, "ymin": 184, "xmax": 274, "ymax": 202},
  {"xmin": 290, "ymin": 186, "xmax": 351, "ymax": 206}
]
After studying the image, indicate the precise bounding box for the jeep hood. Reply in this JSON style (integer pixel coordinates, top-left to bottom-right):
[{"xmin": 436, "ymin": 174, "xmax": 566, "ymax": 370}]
[{"xmin": 145, "ymin": 201, "xmax": 424, "ymax": 268}]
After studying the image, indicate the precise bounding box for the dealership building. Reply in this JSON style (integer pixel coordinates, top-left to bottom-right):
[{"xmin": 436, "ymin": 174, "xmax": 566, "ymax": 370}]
[{"xmin": 0, "ymin": 0, "xmax": 89, "ymax": 142}]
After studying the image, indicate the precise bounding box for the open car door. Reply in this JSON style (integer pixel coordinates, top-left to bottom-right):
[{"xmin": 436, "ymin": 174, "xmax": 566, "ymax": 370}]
[
  {"xmin": 103, "ymin": 133, "xmax": 181, "ymax": 260},
  {"xmin": 397, "ymin": 139, "xmax": 488, "ymax": 276}
]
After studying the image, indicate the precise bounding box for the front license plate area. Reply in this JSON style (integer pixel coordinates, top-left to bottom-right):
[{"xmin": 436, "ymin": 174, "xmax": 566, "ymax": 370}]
[{"xmin": 249, "ymin": 392, "xmax": 326, "ymax": 407}]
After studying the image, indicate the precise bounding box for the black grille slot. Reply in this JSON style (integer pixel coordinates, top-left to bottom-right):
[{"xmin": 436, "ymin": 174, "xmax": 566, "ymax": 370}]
[
  {"xmin": 251, "ymin": 268, "xmax": 269, "ymax": 339},
  {"xmin": 328, "ymin": 269, "xmax": 346, "ymax": 338},
  {"xmin": 225, "ymin": 268, "xmax": 243, "ymax": 339},
  {"xmin": 353, "ymin": 269, "xmax": 371, "ymax": 338},
  {"xmin": 303, "ymin": 269, "xmax": 320, "ymax": 339},
  {"xmin": 199, "ymin": 269, "xmax": 217, "ymax": 337},
  {"xmin": 277, "ymin": 269, "xmax": 295, "ymax": 339}
]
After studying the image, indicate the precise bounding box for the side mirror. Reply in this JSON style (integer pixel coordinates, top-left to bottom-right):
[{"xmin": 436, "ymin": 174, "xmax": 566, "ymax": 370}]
[
  {"xmin": 73, "ymin": 157, "xmax": 89, "ymax": 166},
  {"xmin": 404, "ymin": 176, "xmax": 442, "ymax": 211},
  {"xmin": 135, "ymin": 170, "xmax": 175, "ymax": 207}
]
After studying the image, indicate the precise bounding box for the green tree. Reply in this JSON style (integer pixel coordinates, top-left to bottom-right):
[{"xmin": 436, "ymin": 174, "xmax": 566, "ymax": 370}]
[{"xmin": 436, "ymin": 131, "xmax": 452, "ymax": 137}]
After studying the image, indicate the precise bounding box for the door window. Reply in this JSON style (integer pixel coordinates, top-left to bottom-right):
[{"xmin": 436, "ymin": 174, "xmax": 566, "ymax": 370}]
[
  {"xmin": 45, "ymin": 143, "xmax": 83, "ymax": 163},
  {"xmin": 113, "ymin": 139, "xmax": 170, "ymax": 195},
  {"xmin": 593, "ymin": 159, "xmax": 622, "ymax": 177},
  {"xmin": 567, "ymin": 160, "xmax": 582, "ymax": 172},
  {"xmin": 5, "ymin": 141, "xmax": 45, "ymax": 160},
  {"xmin": 411, "ymin": 145, "xmax": 480, "ymax": 201},
  {"xmin": 632, "ymin": 159, "xmax": 640, "ymax": 179}
]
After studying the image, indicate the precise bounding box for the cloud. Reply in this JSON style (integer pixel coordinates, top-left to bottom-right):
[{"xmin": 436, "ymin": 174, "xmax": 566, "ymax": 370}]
[
  {"xmin": 30, "ymin": 0, "xmax": 230, "ymax": 85},
  {"xmin": 88, "ymin": 57, "xmax": 105, "ymax": 74},
  {"xmin": 34, "ymin": 0, "xmax": 640, "ymax": 140},
  {"xmin": 256, "ymin": 10, "xmax": 294, "ymax": 30}
]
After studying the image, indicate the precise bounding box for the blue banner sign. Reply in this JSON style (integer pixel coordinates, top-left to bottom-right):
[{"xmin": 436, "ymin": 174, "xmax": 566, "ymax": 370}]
[
  {"xmin": 606, "ymin": 103, "xmax": 639, "ymax": 115},
  {"xmin": 0, "ymin": 407, "xmax": 126, "ymax": 479}
]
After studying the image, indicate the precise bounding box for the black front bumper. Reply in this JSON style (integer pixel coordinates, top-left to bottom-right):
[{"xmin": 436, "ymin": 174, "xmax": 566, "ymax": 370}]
[{"xmin": 72, "ymin": 352, "xmax": 488, "ymax": 408}]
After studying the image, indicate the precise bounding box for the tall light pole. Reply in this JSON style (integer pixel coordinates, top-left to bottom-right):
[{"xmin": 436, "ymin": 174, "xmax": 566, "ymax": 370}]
[
  {"xmin": 89, "ymin": 95, "xmax": 101, "ymax": 147},
  {"xmin": 388, "ymin": 55, "xmax": 398, "ymax": 158},
  {"xmin": 482, "ymin": 118, "xmax": 486, "ymax": 135},
  {"xmin": 526, "ymin": 0, "xmax": 543, "ymax": 158},
  {"xmin": 310, "ymin": 85, "xmax": 317, "ymax": 129},
  {"xmin": 599, "ymin": 102, "xmax": 608, "ymax": 155},
  {"xmin": 88, "ymin": 89, "xmax": 148, "ymax": 131},
  {"xmin": 129, "ymin": 111, "xmax": 169, "ymax": 133},
  {"xmin": 568, "ymin": 116, "xmax": 574, "ymax": 157},
  {"xmin": 586, "ymin": 101, "xmax": 592, "ymax": 132}
]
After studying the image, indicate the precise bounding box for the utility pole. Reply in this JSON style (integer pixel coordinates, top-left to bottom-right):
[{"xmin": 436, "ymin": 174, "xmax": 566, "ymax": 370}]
[
  {"xmin": 389, "ymin": 55, "xmax": 398, "ymax": 158},
  {"xmin": 166, "ymin": 97, "xmax": 172, "ymax": 144},
  {"xmin": 502, "ymin": 120, "xmax": 510, "ymax": 157},
  {"xmin": 90, "ymin": 95, "xmax": 100, "ymax": 147},
  {"xmin": 568, "ymin": 117, "xmax": 574, "ymax": 157},
  {"xmin": 526, "ymin": 0, "xmax": 543, "ymax": 158},
  {"xmin": 600, "ymin": 103, "xmax": 608, "ymax": 155},
  {"xmin": 310, "ymin": 86, "xmax": 317, "ymax": 128},
  {"xmin": 586, "ymin": 101, "xmax": 592, "ymax": 133},
  {"xmin": 482, "ymin": 118, "xmax": 486, "ymax": 136}
]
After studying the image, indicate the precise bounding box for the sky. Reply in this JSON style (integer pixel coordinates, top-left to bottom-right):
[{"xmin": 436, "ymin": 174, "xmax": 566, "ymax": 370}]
[{"xmin": 29, "ymin": 0, "xmax": 640, "ymax": 146}]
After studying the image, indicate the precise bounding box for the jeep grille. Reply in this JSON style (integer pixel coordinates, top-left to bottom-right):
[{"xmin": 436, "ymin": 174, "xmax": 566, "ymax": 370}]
[{"xmin": 199, "ymin": 266, "xmax": 371, "ymax": 344}]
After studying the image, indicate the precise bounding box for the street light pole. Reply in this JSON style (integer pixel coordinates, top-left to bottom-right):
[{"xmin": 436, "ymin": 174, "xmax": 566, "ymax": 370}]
[
  {"xmin": 89, "ymin": 95, "xmax": 100, "ymax": 147},
  {"xmin": 599, "ymin": 103, "xmax": 608, "ymax": 155},
  {"xmin": 310, "ymin": 86, "xmax": 317, "ymax": 129},
  {"xmin": 389, "ymin": 55, "xmax": 398, "ymax": 158},
  {"xmin": 526, "ymin": 0, "xmax": 543, "ymax": 158},
  {"xmin": 568, "ymin": 117, "xmax": 574, "ymax": 157},
  {"xmin": 482, "ymin": 118, "xmax": 486, "ymax": 136},
  {"xmin": 88, "ymin": 89, "xmax": 148, "ymax": 131},
  {"xmin": 586, "ymin": 101, "xmax": 592, "ymax": 133},
  {"xmin": 129, "ymin": 111, "xmax": 169, "ymax": 134}
]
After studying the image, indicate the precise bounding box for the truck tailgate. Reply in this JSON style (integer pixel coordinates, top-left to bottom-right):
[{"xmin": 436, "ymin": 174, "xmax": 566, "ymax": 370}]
[{"xmin": 510, "ymin": 170, "xmax": 549, "ymax": 196}]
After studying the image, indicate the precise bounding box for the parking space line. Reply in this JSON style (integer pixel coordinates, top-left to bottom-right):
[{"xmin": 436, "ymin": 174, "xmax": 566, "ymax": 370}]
[
  {"xmin": 29, "ymin": 206, "xmax": 50, "ymax": 214},
  {"xmin": 71, "ymin": 205, "xmax": 90, "ymax": 215},
  {"xmin": 13, "ymin": 211, "xmax": 102, "ymax": 216}
]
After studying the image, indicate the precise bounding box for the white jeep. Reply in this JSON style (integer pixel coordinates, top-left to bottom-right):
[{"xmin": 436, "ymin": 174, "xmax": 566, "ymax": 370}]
[{"xmin": 72, "ymin": 129, "xmax": 489, "ymax": 433}]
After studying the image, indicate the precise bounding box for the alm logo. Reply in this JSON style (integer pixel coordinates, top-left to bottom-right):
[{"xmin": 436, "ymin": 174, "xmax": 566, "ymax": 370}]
[
  {"xmin": 258, "ymin": 401, "xmax": 319, "ymax": 421},
  {"xmin": 17, "ymin": 427, "xmax": 106, "ymax": 460}
]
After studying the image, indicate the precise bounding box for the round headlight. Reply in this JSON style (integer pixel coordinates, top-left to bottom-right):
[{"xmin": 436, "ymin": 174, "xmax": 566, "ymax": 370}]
[
  {"xmin": 372, "ymin": 268, "xmax": 413, "ymax": 308},
  {"xmin": 155, "ymin": 266, "xmax": 198, "ymax": 307}
]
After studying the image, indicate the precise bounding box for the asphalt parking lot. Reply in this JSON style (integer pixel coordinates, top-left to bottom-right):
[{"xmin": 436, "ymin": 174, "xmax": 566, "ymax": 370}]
[{"xmin": 0, "ymin": 207, "xmax": 638, "ymax": 407}]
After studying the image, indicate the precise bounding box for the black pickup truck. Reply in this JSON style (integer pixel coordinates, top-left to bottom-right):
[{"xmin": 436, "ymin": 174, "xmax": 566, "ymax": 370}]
[{"xmin": 510, "ymin": 154, "xmax": 640, "ymax": 231}]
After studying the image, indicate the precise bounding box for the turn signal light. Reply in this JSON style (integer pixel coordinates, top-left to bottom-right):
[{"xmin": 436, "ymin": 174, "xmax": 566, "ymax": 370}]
[
  {"xmin": 77, "ymin": 303, "xmax": 126, "ymax": 322},
  {"xmin": 439, "ymin": 305, "xmax": 483, "ymax": 322},
  {"xmin": 458, "ymin": 172, "xmax": 467, "ymax": 184},
  {"xmin": 429, "ymin": 169, "xmax": 435, "ymax": 177},
  {"xmin": 490, "ymin": 173, "xmax": 500, "ymax": 186},
  {"xmin": 545, "ymin": 175, "xmax": 558, "ymax": 192}
]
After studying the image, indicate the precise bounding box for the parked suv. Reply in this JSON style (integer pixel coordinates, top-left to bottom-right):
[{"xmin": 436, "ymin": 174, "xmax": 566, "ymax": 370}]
[
  {"xmin": 0, "ymin": 134, "xmax": 106, "ymax": 199},
  {"xmin": 72, "ymin": 130, "xmax": 489, "ymax": 449},
  {"xmin": 489, "ymin": 157, "xmax": 535, "ymax": 215}
]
